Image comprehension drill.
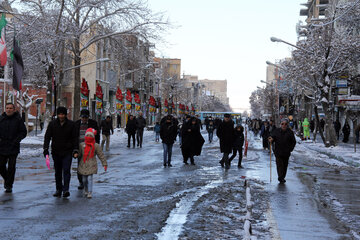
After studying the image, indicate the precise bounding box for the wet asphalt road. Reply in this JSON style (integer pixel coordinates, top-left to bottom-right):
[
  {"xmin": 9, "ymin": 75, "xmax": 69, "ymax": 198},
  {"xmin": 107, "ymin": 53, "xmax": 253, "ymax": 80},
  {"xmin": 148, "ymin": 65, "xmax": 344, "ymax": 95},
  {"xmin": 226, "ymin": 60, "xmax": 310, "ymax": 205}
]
[{"xmin": 0, "ymin": 129, "xmax": 359, "ymax": 239}]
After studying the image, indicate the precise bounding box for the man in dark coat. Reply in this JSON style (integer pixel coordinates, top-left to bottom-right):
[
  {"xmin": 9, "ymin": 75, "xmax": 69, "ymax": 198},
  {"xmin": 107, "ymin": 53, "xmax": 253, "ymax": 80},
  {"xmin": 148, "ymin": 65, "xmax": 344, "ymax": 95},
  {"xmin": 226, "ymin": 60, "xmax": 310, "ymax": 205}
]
[
  {"xmin": 342, "ymin": 121, "xmax": 350, "ymax": 143},
  {"xmin": 260, "ymin": 121, "xmax": 270, "ymax": 150},
  {"xmin": 160, "ymin": 115, "xmax": 178, "ymax": 167},
  {"xmin": 75, "ymin": 109, "xmax": 100, "ymax": 190},
  {"xmin": 229, "ymin": 125, "xmax": 245, "ymax": 168},
  {"xmin": 181, "ymin": 117, "xmax": 205, "ymax": 165},
  {"xmin": 43, "ymin": 107, "xmax": 79, "ymax": 198},
  {"xmin": 334, "ymin": 119, "xmax": 341, "ymax": 140},
  {"xmin": 126, "ymin": 114, "xmax": 137, "ymax": 148},
  {"xmin": 268, "ymin": 118, "xmax": 296, "ymax": 183},
  {"xmin": 320, "ymin": 118, "xmax": 325, "ymax": 132},
  {"xmin": 100, "ymin": 116, "xmax": 114, "ymax": 151},
  {"xmin": 216, "ymin": 114, "xmax": 234, "ymax": 169},
  {"xmin": 0, "ymin": 103, "xmax": 27, "ymax": 193},
  {"xmin": 136, "ymin": 112, "xmax": 146, "ymax": 148}
]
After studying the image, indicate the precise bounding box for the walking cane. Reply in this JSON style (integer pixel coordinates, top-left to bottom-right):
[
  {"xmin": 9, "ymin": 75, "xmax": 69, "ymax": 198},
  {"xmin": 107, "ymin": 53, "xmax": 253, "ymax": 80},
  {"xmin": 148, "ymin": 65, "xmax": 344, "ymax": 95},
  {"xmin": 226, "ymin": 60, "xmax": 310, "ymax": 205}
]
[{"xmin": 269, "ymin": 141, "xmax": 272, "ymax": 182}]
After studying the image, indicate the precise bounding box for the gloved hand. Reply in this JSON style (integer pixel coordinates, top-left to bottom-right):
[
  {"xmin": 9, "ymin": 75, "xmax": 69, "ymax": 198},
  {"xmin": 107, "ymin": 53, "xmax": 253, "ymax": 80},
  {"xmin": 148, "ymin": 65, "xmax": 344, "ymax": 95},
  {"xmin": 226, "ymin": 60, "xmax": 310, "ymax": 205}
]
[
  {"xmin": 43, "ymin": 149, "xmax": 49, "ymax": 158},
  {"xmin": 104, "ymin": 165, "xmax": 107, "ymax": 172}
]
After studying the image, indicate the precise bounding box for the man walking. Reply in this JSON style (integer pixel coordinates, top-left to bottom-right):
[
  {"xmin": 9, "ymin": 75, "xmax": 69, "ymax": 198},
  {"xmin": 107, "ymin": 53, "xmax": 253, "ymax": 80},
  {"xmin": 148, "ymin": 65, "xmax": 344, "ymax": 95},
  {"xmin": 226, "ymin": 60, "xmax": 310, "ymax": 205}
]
[
  {"xmin": 268, "ymin": 118, "xmax": 296, "ymax": 183},
  {"xmin": 0, "ymin": 103, "xmax": 27, "ymax": 193},
  {"xmin": 136, "ymin": 112, "xmax": 146, "ymax": 148},
  {"xmin": 43, "ymin": 107, "xmax": 79, "ymax": 198},
  {"xmin": 160, "ymin": 115, "xmax": 178, "ymax": 167},
  {"xmin": 126, "ymin": 114, "xmax": 137, "ymax": 148},
  {"xmin": 216, "ymin": 114, "xmax": 234, "ymax": 169},
  {"xmin": 100, "ymin": 116, "xmax": 114, "ymax": 151},
  {"xmin": 75, "ymin": 109, "xmax": 100, "ymax": 190}
]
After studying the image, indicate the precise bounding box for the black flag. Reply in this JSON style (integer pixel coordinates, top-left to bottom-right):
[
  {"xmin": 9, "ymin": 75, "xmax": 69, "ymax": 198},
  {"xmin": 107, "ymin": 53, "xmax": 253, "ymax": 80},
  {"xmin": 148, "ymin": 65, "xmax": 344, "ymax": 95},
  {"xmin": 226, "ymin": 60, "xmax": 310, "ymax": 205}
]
[{"xmin": 12, "ymin": 37, "xmax": 23, "ymax": 91}]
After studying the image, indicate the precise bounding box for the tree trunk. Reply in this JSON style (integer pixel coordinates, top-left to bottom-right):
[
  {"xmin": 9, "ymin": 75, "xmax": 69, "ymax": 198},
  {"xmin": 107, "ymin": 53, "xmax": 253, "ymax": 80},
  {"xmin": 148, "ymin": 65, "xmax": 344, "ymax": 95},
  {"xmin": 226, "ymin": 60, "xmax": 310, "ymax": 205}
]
[
  {"xmin": 46, "ymin": 63, "xmax": 53, "ymax": 117},
  {"xmin": 321, "ymin": 102, "xmax": 337, "ymax": 147}
]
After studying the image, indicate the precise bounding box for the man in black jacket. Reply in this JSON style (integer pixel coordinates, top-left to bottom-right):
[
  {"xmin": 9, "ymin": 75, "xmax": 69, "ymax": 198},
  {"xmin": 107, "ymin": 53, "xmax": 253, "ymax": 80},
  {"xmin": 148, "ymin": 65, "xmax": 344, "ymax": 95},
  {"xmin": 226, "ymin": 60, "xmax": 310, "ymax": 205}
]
[
  {"xmin": 43, "ymin": 107, "xmax": 79, "ymax": 198},
  {"xmin": 100, "ymin": 116, "xmax": 114, "ymax": 151},
  {"xmin": 268, "ymin": 118, "xmax": 296, "ymax": 183},
  {"xmin": 136, "ymin": 112, "xmax": 146, "ymax": 148},
  {"xmin": 216, "ymin": 114, "xmax": 234, "ymax": 169},
  {"xmin": 75, "ymin": 109, "xmax": 100, "ymax": 190},
  {"xmin": 160, "ymin": 115, "xmax": 178, "ymax": 167},
  {"xmin": 0, "ymin": 103, "xmax": 27, "ymax": 193},
  {"xmin": 126, "ymin": 114, "xmax": 137, "ymax": 148}
]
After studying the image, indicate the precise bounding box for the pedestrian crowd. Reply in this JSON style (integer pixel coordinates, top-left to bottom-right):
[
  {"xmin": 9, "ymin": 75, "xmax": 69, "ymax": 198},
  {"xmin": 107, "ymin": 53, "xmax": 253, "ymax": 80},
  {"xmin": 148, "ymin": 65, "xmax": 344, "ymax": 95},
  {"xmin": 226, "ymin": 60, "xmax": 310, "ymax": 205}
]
[{"xmin": 9, "ymin": 104, "xmax": 359, "ymax": 198}]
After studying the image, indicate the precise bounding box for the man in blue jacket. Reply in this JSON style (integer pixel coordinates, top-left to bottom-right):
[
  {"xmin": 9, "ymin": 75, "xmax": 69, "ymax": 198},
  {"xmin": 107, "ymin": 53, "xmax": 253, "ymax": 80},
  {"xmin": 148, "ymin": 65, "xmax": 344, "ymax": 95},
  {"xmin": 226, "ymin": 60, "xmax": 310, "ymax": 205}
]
[{"xmin": 0, "ymin": 103, "xmax": 27, "ymax": 193}]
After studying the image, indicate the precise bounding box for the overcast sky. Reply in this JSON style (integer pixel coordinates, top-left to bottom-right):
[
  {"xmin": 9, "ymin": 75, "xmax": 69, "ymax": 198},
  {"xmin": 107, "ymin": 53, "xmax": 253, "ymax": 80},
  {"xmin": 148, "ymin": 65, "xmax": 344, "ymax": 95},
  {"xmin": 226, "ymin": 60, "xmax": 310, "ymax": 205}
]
[{"xmin": 149, "ymin": 0, "xmax": 306, "ymax": 111}]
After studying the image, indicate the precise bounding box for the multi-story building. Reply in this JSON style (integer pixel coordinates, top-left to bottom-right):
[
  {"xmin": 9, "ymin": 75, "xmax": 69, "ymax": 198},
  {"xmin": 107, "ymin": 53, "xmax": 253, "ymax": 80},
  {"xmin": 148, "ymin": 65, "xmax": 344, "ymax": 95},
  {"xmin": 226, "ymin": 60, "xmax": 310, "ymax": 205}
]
[
  {"xmin": 199, "ymin": 79, "xmax": 229, "ymax": 105},
  {"xmin": 153, "ymin": 58, "xmax": 181, "ymax": 109}
]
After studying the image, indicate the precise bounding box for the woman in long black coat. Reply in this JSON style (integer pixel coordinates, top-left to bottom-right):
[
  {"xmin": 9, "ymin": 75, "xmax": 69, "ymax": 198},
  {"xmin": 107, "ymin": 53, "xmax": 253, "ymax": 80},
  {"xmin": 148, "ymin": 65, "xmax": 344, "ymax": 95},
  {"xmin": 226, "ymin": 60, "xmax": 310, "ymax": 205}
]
[{"xmin": 181, "ymin": 117, "xmax": 205, "ymax": 165}]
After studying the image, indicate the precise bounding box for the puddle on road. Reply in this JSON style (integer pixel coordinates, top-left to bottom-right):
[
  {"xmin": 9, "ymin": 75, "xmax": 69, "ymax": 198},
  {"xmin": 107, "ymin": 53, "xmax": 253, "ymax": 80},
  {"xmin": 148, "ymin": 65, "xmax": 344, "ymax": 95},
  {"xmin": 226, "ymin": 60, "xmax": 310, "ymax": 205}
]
[{"xmin": 156, "ymin": 180, "xmax": 222, "ymax": 240}]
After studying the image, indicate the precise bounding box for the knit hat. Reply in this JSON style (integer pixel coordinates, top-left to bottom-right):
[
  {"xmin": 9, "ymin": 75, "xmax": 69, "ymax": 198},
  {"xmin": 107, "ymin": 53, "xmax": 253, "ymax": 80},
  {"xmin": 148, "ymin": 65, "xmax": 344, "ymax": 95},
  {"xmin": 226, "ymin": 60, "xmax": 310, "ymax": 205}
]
[
  {"xmin": 85, "ymin": 128, "xmax": 97, "ymax": 138},
  {"xmin": 224, "ymin": 113, "xmax": 231, "ymax": 118},
  {"xmin": 80, "ymin": 109, "xmax": 90, "ymax": 118},
  {"xmin": 56, "ymin": 106, "xmax": 67, "ymax": 115}
]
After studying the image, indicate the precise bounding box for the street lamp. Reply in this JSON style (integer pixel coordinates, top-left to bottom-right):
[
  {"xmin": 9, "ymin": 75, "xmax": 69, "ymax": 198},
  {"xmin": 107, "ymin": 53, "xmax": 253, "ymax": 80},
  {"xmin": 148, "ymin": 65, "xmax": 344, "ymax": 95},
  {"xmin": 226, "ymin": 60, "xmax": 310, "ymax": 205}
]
[
  {"xmin": 270, "ymin": 36, "xmax": 313, "ymax": 54},
  {"xmin": 63, "ymin": 58, "xmax": 110, "ymax": 72}
]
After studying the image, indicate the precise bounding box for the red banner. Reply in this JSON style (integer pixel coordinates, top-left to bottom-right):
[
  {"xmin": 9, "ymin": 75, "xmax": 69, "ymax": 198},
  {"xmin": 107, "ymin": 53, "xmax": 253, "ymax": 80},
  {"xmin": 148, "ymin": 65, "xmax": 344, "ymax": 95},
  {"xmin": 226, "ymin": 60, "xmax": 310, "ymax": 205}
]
[{"xmin": 116, "ymin": 87, "xmax": 123, "ymax": 101}]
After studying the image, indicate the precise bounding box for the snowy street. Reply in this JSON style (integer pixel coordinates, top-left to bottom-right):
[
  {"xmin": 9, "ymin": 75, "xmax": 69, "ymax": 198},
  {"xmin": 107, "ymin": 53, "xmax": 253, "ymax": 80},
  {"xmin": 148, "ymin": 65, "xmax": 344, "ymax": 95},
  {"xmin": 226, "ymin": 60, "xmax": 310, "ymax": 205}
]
[{"xmin": 1, "ymin": 127, "xmax": 360, "ymax": 239}]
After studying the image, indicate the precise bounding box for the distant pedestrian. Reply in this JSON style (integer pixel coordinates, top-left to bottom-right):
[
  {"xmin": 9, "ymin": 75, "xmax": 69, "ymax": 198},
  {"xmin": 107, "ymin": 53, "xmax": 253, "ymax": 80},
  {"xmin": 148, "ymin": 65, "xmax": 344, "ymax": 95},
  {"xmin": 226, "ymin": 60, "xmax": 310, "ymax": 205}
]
[
  {"xmin": 260, "ymin": 121, "xmax": 270, "ymax": 150},
  {"xmin": 160, "ymin": 115, "xmax": 178, "ymax": 167},
  {"xmin": 181, "ymin": 117, "xmax": 205, "ymax": 165},
  {"xmin": 136, "ymin": 112, "xmax": 146, "ymax": 148},
  {"xmin": 355, "ymin": 123, "xmax": 360, "ymax": 143},
  {"xmin": 100, "ymin": 116, "xmax": 114, "ymax": 151},
  {"xmin": 217, "ymin": 113, "xmax": 235, "ymax": 169},
  {"xmin": 268, "ymin": 118, "xmax": 296, "ymax": 183},
  {"xmin": 342, "ymin": 121, "xmax": 350, "ymax": 143},
  {"xmin": 302, "ymin": 118, "xmax": 310, "ymax": 140},
  {"xmin": 78, "ymin": 128, "xmax": 107, "ymax": 198},
  {"xmin": 39, "ymin": 112, "xmax": 45, "ymax": 131},
  {"xmin": 75, "ymin": 109, "xmax": 100, "ymax": 190},
  {"xmin": 206, "ymin": 120, "xmax": 215, "ymax": 143},
  {"xmin": 229, "ymin": 125, "xmax": 244, "ymax": 168},
  {"xmin": 334, "ymin": 120, "xmax": 341, "ymax": 141},
  {"xmin": 154, "ymin": 122, "xmax": 161, "ymax": 142},
  {"xmin": 126, "ymin": 114, "xmax": 137, "ymax": 148},
  {"xmin": 310, "ymin": 119, "xmax": 315, "ymax": 133},
  {"xmin": 43, "ymin": 107, "xmax": 79, "ymax": 198},
  {"xmin": 117, "ymin": 114, "xmax": 121, "ymax": 128},
  {"xmin": 0, "ymin": 103, "xmax": 27, "ymax": 193},
  {"xmin": 320, "ymin": 118, "xmax": 325, "ymax": 132}
]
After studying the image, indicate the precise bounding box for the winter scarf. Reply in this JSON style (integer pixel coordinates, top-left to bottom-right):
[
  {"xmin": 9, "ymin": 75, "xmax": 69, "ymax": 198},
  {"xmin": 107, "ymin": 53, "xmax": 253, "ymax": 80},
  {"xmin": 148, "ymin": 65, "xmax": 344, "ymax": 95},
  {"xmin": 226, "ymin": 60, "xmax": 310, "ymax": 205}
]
[{"xmin": 83, "ymin": 128, "xmax": 96, "ymax": 163}]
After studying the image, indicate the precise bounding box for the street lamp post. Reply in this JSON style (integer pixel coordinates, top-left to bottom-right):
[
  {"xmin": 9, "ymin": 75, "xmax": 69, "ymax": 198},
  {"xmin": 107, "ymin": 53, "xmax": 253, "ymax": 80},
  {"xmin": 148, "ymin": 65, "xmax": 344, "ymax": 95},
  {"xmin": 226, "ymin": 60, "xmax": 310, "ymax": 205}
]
[{"xmin": 270, "ymin": 37, "xmax": 313, "ymax": 54}]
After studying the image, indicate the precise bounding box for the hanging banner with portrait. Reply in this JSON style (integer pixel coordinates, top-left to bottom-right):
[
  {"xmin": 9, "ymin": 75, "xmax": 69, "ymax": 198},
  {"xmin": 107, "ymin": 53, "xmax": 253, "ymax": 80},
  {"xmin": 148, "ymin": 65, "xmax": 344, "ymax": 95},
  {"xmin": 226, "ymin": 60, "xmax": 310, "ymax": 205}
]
[
  {"xmin": 95, "ymin": 82, "xmax": 103, "ymax": 116},
  {"xmin": 80, "ymin": 78, "xmax": 90, "ymax": 110},
  {"xmin": 125, "ymin": 89, "xmax": 132, "ymax": 114},
  {"xmin": 115, "ymin": 87, "xmax": 123, "ymax": 115}
]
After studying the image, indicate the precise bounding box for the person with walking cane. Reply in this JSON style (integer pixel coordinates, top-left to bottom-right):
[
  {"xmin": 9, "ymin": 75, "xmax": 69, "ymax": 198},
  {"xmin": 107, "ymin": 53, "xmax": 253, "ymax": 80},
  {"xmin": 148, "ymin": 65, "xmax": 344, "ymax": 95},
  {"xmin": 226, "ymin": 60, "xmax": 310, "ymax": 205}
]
[{"xmin": 268, "ymin": 118, "xmax": 296, "ymax": 183}]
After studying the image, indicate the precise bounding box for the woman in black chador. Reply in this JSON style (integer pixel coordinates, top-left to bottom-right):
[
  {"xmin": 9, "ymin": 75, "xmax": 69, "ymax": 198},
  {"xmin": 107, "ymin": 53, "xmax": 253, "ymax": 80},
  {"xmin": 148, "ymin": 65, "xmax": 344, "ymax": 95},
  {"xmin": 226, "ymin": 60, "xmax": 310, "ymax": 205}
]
[{"xmin": 181, "ymin": 117, "xmax": 205, "ymax": 165}]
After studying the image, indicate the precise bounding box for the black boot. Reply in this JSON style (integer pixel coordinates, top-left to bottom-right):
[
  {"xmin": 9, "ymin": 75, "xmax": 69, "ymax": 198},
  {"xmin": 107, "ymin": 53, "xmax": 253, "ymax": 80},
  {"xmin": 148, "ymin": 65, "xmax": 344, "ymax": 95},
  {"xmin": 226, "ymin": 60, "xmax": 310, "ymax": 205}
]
[{"xmin": 53, "ymin": 190, "xmax": 62, "ymax": 197}]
